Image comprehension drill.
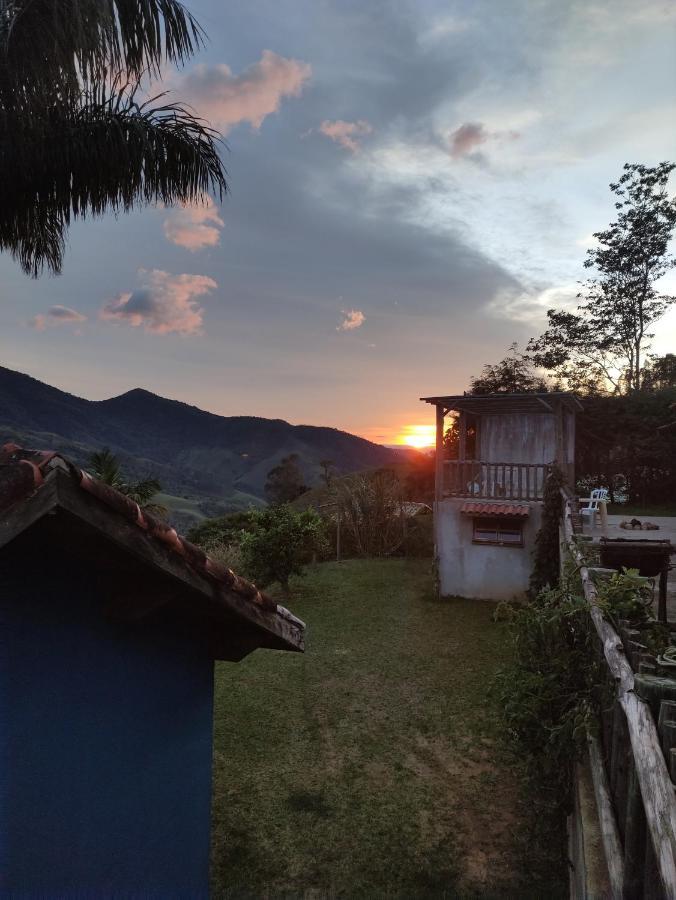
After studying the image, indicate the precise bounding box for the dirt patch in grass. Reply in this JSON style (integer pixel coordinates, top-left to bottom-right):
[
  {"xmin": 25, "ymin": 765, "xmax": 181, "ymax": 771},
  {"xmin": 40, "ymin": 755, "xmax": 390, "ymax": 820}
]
[{"xmin": 210, "ymin": 559, "xmax": 566, "ymax": 898}]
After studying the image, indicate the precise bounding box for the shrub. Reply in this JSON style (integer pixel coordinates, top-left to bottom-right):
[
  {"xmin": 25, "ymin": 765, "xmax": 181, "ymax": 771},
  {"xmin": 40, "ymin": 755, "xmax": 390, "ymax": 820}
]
[
  {"xmin": 187, "ymin": 511, "xmax": 255, "ymax": 547},
  {"xmin": 239, "ymin": 505, "xmax": 326, "ymax": 597}
]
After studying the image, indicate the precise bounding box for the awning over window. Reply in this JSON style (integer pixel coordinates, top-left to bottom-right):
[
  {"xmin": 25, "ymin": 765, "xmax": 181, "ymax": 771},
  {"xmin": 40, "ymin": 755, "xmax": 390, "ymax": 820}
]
[{"xmin": 460, "ymin": 502, "xmax": 530, "ymax": 518}]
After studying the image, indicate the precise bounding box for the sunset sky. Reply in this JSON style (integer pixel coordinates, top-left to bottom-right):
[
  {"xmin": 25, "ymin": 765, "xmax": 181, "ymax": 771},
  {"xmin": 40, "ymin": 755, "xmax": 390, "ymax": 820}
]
[{"xmin": 1, "ymin": 0, "xmax": 675, "ymax": 446}]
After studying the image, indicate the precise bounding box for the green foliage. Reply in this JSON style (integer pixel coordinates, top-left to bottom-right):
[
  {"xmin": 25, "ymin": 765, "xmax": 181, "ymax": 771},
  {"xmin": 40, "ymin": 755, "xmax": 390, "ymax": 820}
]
[
  {"xmin": 576, "ymin": 386, "xmax": 676, "ymax": 505},
  {"xmin": 89, "ymin": 447, "xmax": 166, "ymax": 515},
  {"xmin": 186, "ymin": 511, "xmax": 256, "ymax": 548},
  {"xmin": 336, "ymin": 469, "xmax": 406, "ymax": 557},
  {"xmin": 530, "ymin": 467, "xmax": 567, "ymax": 596},
  {"xmin": 496, "ymin": 583, "xmax": 602, "ymax": 804},
  {"xmin": 0, "ymin": 0, "xmax": 226, "ymax": 276},
  {"xmin": 470, "ymin": 342, "xmax": 551, "ymax": 395},
  {"xmin": 528, "ymin": 162, "xmax": 676, "ymax": 394},
  {"xmin": 239, "ymin": 505, "xmax": 326, "ymax": 595},
  {"xmin": 264, "ymin": 454, "xmax": 308, "ymax": 505}
]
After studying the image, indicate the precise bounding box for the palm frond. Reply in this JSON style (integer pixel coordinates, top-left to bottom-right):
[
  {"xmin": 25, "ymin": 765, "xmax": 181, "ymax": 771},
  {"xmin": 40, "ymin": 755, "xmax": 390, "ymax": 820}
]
[
  {"xmin": 0, "ymin": 0, "xmax": 203, "ymax": 107},
  {"xmin": 0, "ymin": 85, "xmax": 227, "ymax": 275}
]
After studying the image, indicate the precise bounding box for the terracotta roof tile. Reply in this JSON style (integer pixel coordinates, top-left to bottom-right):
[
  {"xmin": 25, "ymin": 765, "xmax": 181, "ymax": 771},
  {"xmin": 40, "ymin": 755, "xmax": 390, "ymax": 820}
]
[
  {"xmin": 460, "ymin": 501, "xmax": 530, "ymax": 517},
  {"xmin": 0, "ymin": 443, "xmax": 300, "ymax": 628}
]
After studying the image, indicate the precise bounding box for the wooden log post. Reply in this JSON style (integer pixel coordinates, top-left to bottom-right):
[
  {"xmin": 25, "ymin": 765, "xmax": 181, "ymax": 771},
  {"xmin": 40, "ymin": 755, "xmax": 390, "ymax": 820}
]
[
  {"xmin": 623, "ymin": 759, "xmax": 647, "ymax": 899},
  {"xmin": 587, "ymin": 732, "xmax": 624, "ymax": 899},
  {"xmin": 562, "ymin": 493, "xmax": 676, "ymax": 897}
]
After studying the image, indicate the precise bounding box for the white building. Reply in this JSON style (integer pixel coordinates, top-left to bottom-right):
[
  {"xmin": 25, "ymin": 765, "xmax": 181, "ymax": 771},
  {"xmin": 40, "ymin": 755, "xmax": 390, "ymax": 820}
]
[{"xmin": 420, "ymin": 392, "xmax": 581, "ymax": 600}]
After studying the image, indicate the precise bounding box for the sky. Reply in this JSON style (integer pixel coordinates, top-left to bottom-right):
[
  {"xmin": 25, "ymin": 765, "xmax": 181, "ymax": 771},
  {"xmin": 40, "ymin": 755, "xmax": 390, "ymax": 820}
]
[{"xmin": 1, "ymin": 0, "xmax": 675, "ymax": 446}]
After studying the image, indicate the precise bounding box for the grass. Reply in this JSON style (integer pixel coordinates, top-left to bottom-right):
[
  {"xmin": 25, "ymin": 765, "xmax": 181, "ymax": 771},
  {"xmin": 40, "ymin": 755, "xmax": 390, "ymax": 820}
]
[{"xmin": 210, "ymin": 559, "xmax": 567, "ymax": 899}]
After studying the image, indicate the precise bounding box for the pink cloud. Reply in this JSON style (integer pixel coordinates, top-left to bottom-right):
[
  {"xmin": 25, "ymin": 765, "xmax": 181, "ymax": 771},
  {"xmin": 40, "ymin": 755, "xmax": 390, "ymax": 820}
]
[
  {"xmin": 337, "ymin": 309, "xmax": 365, "ymax": 331},
  {"xmin": 163, "ymin": 197, "xmax": 224, "ymax": 251},
  {"xmin": 318, "ymin": 119, "xmax": 373, "ymax": 153},
  {"xmin": 30, "ymin": 305, "xmax": 87, "ymax": 330},
  {"xmin": 179, "ymin": 50, "xmax": 311, "ymax": 133},
  {"xmin": 101, "ymin": 269, "xmax": 217, "ymax": 335},
  {"xmin": 449, "ymin": 122, "xmax": 520, "ymax": 159},
  {"xmin": 449, "ymin": 122, "xmax": 488, "ymax": 158}
]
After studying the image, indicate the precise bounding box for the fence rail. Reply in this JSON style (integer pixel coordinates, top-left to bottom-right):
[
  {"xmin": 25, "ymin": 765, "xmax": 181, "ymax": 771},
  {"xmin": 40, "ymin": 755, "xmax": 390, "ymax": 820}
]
[
  {"xmin": 561, "ymin": 490, "xmax": 676, "ymax": 898},
  {"xmin": 442, "ymin": 460, "xmax": 550, "ymax": 500}
]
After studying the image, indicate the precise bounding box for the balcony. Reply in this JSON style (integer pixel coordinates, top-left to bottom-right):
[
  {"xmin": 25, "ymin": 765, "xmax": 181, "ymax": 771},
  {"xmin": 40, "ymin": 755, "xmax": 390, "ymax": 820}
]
[{"xmin": 442, "ymin": 460, "xmax": 551, "ymax": 500}]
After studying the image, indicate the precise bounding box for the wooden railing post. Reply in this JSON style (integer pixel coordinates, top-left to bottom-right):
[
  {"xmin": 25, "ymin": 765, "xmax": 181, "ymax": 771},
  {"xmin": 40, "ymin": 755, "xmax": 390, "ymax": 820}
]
[{"xmin": 561, "ymin": 492, "xmax": 676, "ymax": 897}]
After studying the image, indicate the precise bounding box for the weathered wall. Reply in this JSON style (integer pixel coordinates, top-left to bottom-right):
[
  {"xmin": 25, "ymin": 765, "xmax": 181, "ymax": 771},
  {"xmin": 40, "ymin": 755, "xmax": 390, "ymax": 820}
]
[
  {"xmin": 480, "ymin": 413, "xmax": 557, "ymax": 464},
  {"xmin": 0, "ymin": 538, "xmax": 215, "ymax": 898},
  {"xmin": 436, "ymin": 498, "xmax": 542, "ymax": 600}
]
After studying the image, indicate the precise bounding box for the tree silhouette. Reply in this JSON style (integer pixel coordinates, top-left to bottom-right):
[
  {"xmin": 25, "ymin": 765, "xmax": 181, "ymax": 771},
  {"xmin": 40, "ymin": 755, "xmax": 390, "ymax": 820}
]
[{"xmin": 0, "ymin": 0, "xmax": 226, "ymax": 276}]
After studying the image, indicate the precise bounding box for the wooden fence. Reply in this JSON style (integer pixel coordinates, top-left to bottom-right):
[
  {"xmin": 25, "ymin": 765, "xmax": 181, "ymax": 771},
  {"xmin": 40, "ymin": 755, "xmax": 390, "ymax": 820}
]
[
  {"xmin": 562, "ymin": 490, "xmax": 676, "ymax": 898},
  {"xmin": 443, "ymin": 460, "xmax": 549, "ymax": 500}
]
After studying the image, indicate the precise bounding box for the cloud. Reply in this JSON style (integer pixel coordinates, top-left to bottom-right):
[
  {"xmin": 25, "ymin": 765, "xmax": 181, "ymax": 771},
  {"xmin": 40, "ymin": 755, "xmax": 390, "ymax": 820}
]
[
  {"xmin": 449, "ymin": 122, "xmax": 488, "ymax": 158},
  {"xmin": 318, "ymin": 119, "xmax": 373, "ymax": 153},
  {"xmin": 101, "ymin": 269, "xmax": 217, "ymax": 335},
  {"xmin": 449, "ymin": 122, "xmax": 519, "ymax": 159},
  {"xmin": 163, "ymin": 197, "xmax": 224, "ymax": 251},
  {"xmin": 30, "ymin": 305, "xmax": 87, "ymax": 330},
  {"xmin": 337, "ymin": 309, "xmax": 365, "ymax": 331},
  {"xmin": 179, "ymin": 50, "xmax": 311, "ymax": 133}
]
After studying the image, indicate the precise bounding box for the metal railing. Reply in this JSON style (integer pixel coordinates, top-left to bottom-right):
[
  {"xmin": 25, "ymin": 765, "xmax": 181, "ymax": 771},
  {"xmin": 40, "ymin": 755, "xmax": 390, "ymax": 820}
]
[{"xmin": 442, "ymin": 460, "xmax": 550, "ymax": 500}]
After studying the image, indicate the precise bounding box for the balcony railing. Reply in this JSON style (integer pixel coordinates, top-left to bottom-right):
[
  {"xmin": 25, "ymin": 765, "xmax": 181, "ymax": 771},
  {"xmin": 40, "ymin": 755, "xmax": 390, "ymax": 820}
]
[{"xmin": 442, "ymin": 460, "xmax": 550, "ymax": 500}]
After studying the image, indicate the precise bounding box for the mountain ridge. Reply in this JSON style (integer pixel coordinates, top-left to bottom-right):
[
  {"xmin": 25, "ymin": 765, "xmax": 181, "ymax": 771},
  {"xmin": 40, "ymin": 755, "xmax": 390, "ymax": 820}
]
[{"xmin": 0, "ymin": 365, "xmax": 411, "ymax": 526}]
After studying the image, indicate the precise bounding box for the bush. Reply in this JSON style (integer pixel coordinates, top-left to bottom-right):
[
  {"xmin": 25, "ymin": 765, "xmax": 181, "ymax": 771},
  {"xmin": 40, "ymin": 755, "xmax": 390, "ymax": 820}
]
[
  {"xmin": 239, "ymin": 505, "xmax": 327, "ymax": 597},
  {"xmin": 186, "ymin": 511, "xmax": 255, "ymax": 547}
]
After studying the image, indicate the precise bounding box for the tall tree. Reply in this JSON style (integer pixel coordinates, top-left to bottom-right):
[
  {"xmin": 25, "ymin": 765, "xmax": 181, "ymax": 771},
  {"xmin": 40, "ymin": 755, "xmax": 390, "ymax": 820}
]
[
  {"xmin": 0, "ymin": 0, "xmax": 226, "ymax": 276},
  {"xmin": 264, "ymin": 454, "xmax": 307, "ymax": 505},
  {"xmin": 528, "ymin": 163, "xmax": 676, "ymax": 393},
  {"xmin": 469, "ymin": 343, "xmax": 550, "ymax": 394}
]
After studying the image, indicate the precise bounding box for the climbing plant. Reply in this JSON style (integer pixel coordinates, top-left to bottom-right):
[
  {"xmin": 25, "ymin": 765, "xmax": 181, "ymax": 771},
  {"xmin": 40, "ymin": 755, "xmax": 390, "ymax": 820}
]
[{"xmin": 529, "ymin": 466, "xmax": 567, "ymax": 596}]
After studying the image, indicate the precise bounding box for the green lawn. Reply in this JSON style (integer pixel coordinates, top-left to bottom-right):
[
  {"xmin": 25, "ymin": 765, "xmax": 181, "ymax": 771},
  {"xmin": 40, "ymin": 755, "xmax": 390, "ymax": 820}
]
[{"xmin": 210, "ymin": 559, "xmax": 566, "ymax": 898}]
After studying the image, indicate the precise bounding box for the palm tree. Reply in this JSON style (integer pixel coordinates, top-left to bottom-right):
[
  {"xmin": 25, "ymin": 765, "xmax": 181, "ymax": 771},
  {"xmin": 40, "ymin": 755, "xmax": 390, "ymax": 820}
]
[
  {"xmin": 0, "ymin": 0, "xmax": 226, "ymax": 276},
  {"xmin": 89, "ymin": 448, "xmax": 167, "ymax": 516}
]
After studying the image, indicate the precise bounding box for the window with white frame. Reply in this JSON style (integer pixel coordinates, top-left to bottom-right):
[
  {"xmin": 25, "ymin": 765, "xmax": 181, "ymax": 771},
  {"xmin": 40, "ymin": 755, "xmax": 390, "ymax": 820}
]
[{"xmin": 472, "ymin": 516, "xmax": 524, "ymax": 547}]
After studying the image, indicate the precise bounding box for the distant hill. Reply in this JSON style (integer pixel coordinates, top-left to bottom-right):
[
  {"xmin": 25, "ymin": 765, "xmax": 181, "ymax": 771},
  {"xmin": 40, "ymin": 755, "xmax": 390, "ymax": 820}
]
[{"xmin": 0, "ymin": 366, "xmax": 412, "ymax": 529}]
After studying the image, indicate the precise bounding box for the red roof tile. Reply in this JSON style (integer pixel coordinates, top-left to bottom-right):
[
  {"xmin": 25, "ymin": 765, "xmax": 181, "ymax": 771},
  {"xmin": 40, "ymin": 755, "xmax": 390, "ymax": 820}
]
[
  {"xmin": 0, "ymin": 443, "xmax": 304, "ymax": 650},
  {"xmin": 460, "ymin": 501, "xmax": 530, "ymax": 517}
]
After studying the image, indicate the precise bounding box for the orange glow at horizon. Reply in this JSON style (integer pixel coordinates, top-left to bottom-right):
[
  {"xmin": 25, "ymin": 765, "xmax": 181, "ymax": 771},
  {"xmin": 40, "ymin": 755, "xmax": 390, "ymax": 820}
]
[{"xmin": 397, "ymin": 424, "xmax": 436, "ymax": 449}]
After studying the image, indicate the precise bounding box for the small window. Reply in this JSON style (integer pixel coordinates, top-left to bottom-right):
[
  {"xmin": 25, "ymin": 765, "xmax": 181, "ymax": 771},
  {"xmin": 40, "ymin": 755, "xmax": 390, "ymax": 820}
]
[{"xmin": 472, "ymin": 516, "xmax": 524, "ymax": 547}]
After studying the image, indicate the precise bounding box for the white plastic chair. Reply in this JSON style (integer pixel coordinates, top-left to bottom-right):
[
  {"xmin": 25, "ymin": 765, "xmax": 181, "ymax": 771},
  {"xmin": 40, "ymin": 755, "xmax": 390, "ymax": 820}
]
[{"xmin": 579, "ymin": 488, "xmax": 609, "ymax": 529}]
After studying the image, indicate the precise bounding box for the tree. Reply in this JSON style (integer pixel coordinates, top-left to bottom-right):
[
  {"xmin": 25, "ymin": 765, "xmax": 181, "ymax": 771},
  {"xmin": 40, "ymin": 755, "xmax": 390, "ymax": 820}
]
[
  {"xmin": 0, "ymin": 0, "xmax": 226, "ymax": 276},
  {"xmin": 239, "ymin": 505, "xmax": 325, "ymax": 597},
  {"xmin": 264, "ymin": 454, "xmax": 307, "ymax": 505},
  {"xmin": 469, "ymin": 343, "xmax": 550, "ymax": 394},
  {"xmin": 336, "ymin": 469, "xmax": 405, "ymax": 557},
  {"xmin": 89, "ymin": 448, "xmax": 166, "ymax": 515},
  {"xmin": 186, "ymin": 511, "xmax": 256, "ymax": 549},
  {"xmin": 528, "ymin": 163, "xmax": 676, "ymax": 394},
  {"xmin": 319, "ymin": 459, "xmax": 335, "ymax": 489},
  {"xmin": 643, "ymin": 354, "xmax": 676, "ymax": 391}
]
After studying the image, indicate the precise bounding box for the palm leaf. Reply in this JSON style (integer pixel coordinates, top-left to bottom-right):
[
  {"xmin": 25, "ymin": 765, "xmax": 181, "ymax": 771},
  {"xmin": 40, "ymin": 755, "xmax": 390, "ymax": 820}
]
[
  {"xmin": 0, "ymin": 86, "xmax": 226, "ymax": 274},
  {"xmin": 0, "ymin": 1, "xmax": 227, "ymax": 275}
]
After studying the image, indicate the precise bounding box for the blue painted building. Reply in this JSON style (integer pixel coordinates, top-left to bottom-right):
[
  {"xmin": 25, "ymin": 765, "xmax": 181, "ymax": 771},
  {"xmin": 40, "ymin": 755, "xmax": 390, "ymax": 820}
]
[{"xmin": 0, "ymin": 444, "xmax": 305, "ymax": 897}]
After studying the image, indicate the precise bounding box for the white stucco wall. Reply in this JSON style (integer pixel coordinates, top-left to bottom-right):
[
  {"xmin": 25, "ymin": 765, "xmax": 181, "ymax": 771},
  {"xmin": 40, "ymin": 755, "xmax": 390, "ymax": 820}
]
[{"xmin": 436, "ymin": 498, "xmax": 543, "ymax": 600}]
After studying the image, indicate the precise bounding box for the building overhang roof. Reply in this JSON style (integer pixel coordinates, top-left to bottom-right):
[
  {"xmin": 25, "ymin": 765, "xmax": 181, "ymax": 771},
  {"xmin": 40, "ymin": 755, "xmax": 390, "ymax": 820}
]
[
  {"xmin": 420, "ymin": 391, "xmax": 583, "ymax": 415},
  {"xmin": 460, "ymin": 502, "xmax": 531, "ymax": 518},
  {"xmin": 0, "ymin": 444, "xmax": 305, "ymax": 659}
]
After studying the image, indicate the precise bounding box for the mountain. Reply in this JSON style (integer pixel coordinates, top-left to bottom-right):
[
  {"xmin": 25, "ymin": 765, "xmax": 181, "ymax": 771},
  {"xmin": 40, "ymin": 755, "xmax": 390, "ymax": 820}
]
[{"xmin": 0, "ymin": 366, "xmax": 411, "ymax": 528}]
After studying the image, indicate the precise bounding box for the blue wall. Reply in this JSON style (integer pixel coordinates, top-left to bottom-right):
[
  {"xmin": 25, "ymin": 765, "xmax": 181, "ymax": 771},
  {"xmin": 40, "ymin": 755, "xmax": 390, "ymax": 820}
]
[{"xmin": 0, "ymin": 534, "xmax": 216, "ymax": 897}]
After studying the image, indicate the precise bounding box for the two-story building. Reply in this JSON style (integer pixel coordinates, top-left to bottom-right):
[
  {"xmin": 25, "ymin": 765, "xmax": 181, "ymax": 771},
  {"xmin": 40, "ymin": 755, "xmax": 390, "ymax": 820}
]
[{"xmin": 421, "ymin": 392, "xmax": 581, "ymax": 600}]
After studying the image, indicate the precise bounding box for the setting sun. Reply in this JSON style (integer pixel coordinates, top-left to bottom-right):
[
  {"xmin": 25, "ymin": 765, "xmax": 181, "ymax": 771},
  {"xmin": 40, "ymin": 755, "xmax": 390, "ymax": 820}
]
[{"xmin": 397, "ymin": 424, "xmax": 436, "ymax": 449}]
